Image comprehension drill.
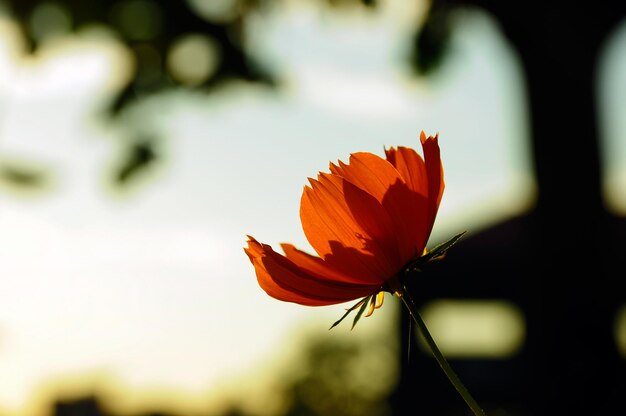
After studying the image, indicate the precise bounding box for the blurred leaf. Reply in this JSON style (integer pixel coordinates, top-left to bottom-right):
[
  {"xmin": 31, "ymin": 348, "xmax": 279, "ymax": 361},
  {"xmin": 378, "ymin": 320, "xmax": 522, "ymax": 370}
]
[
  {"xmin": 3, "ymin": 0, "xmax": 276, "ymax": 115},
  {"xmin": 114, "ymin": 139, "xmax": 158, "ymax": 185},
  {"xmin": 1, "ymin": 165, "xmax": 45, "ymax": 186},
  {"xmin": 0, "ymin": 160, "xmax": 53, "ymax": 194},
  {"xmin": 409, "ymin": 7, "xmax": 452, "ymax": 76}
]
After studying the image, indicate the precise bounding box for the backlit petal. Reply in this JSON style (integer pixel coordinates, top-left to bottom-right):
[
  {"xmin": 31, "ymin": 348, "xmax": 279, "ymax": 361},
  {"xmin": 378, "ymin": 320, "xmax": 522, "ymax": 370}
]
[
  {"xmin": 329, "ymin": 153, "xmax": 403, "ymax": 202},
  {"xmin": 385, "ymin": 144, "xmax": 428, "ymax": 198},
  {"xmin": 330, "ymin": 152, "xmax": 429, "ymax": 262},
  {"xmin": 300, "ymin": 173, "xmax": 399, "ymax": 283},
  {"xmin": 245, "ymin": 237, "xmax": 379, "ymax": 306},
  {"xmin": 281, "ymin": 243, "xmax": 365, "ymax": 285},
  {"xmin": 384, "ymin": 132, "xmax": 444, "ymax": 256},
  {"xmin": 420, "ymin": 132, "xmax": 445, "ymax": 228}
]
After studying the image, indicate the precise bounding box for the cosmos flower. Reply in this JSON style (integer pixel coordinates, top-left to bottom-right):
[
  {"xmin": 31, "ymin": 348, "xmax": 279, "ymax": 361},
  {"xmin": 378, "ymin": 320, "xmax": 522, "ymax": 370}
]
[
  {"xmin": 245, "ymin": 132, "xmax": 483, "ymax": 414},
  {"xmin": 244, "ymin": 131, "xmax": 444, "ymax": 315}
]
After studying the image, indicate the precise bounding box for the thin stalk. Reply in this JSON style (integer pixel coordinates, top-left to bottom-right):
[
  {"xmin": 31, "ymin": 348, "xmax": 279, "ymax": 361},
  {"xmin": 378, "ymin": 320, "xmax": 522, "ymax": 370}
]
[{"xmin": 399, "ymin": 283, "xmax": 486, "ymax": 416}]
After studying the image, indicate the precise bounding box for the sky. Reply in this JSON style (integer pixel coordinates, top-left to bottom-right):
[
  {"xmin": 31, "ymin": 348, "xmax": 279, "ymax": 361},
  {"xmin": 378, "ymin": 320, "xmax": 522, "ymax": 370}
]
[
  {"xmin": 0, "ymin": 1, "xmax": 543, "ymax": 415},
  {"xmin": 598, "ymin": 18, "xmax": 626, "ymax": 214}
]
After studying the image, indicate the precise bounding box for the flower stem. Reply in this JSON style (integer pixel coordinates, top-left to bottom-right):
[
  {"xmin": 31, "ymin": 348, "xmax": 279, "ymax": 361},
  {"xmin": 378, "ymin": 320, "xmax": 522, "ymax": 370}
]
[{"xmin": 398, "ymin": 283, "xmax": 486, "ymax": 416}]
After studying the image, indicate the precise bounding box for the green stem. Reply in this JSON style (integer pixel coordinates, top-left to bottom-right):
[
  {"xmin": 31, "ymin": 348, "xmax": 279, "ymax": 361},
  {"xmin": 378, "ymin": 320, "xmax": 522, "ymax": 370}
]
[{"xmin": 399, "ymin": 283, "xmax": 486, "ymax": 416}]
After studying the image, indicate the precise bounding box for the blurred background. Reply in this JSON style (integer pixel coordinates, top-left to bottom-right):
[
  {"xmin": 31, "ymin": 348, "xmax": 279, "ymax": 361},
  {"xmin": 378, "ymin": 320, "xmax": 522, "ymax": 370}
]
[{"xmin": 0, "ymin": 0, "xmax": 624, "ymax": 415}]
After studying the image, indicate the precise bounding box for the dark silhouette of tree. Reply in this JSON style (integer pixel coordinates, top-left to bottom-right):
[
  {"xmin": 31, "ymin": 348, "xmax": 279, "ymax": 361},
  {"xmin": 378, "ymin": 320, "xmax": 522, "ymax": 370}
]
[
  {"xmin": 393, "ymin": 1, "xmax": 626, "ymax": 415},
  {"xmin": 281, "ymin": 336, "xmax": 396, "ymax": 416},
  {"xmin": 38, "ymin": 332, "xmax": 395, "ymax": 416},
  {"xmin": 2, "ymin": 0, "xmax": 274, "ymax": 113},
  {"xmin": 0, "ymin": 0, "xmax": 275, "ymax": 188},
  {"xmin": 53, "ymin": 396, "xmax": 106, "ymax": 416}
]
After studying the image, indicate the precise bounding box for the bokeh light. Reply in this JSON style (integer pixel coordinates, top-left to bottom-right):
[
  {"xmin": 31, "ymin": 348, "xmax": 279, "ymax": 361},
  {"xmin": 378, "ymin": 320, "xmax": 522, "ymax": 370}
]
[
  {"xmin": 28, "ymin": 2, "xmax": 72, "ymax": 44},
  {"xmin": 420, "ymin": 300, "xmax": 526, "ymax": 358},
  {"xmin": 166, "ymin": 34, "xmax": 220, "ymax": 86}
]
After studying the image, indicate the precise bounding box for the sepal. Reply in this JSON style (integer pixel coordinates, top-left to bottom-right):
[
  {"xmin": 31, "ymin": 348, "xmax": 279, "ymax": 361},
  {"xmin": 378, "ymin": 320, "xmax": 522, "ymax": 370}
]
[
  {"xmin": 329, "ymin": 294, "xmax": 373, "ymax": 330},
  {"xmin": 405, "ymin": 231, "xmax": 466, "ymax": 272}
]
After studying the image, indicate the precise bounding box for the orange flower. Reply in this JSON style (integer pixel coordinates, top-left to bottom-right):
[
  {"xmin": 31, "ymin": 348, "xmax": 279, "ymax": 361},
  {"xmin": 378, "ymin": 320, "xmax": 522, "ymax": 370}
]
[{"xmin": 244, "ymin": 131, "xmax": 444, "ymax": 309}]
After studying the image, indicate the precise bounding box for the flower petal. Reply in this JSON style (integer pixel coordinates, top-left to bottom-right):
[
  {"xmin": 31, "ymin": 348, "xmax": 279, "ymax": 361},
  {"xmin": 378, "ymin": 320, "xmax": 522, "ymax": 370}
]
[
  {"xmin": 245, "ymin": 236, "xmax": 379, "ymax": 306},
  {"xmin": 420, "ymin": 131, "xmax": 445, "ymax": 221},
  {"xmin": 280, "ymin": 243, "xmax": 366, "ymax": 285},
  {"xmin": 329, "ymin": 153, "xmax": 404, "ymax": 202},
  {"xmin": 300, "ymin": 173, "xmax": 399, "ymax": 283},
  {"xmin": 384, "ymin": 144, "xmax": 428, "ymax": 198},
  {"xmin": 330, "ymin": 152, "xmax": 429, "ymax": 262},
  {"xmin": 384, "ymin": 131, "xmax": 444, "ymax": 255}
]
